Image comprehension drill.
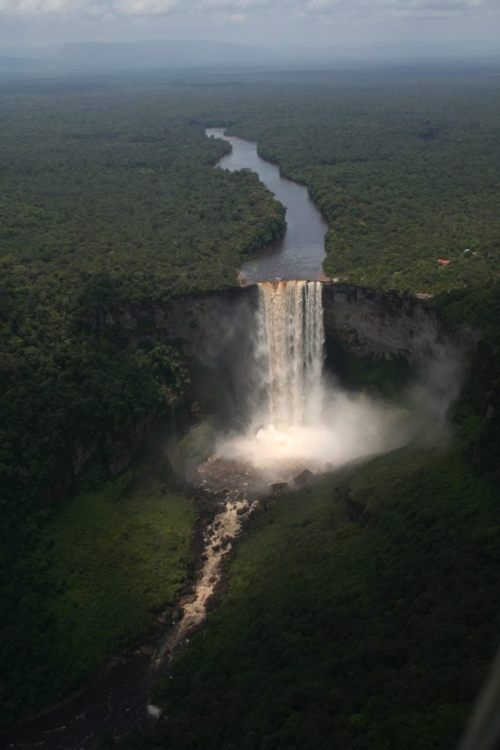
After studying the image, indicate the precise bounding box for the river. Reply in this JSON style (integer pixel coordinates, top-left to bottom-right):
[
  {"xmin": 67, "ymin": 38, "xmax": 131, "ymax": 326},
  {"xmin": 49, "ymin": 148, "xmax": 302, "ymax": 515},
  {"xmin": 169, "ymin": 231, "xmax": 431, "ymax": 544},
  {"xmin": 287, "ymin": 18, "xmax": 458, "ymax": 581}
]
[
  {"xmin": 1, "ymin": 130, "xmax": 327, "ymax": 750},
  {"xmin": 206, "ymin": 128, "xmax": 327, "ymax": 282}
]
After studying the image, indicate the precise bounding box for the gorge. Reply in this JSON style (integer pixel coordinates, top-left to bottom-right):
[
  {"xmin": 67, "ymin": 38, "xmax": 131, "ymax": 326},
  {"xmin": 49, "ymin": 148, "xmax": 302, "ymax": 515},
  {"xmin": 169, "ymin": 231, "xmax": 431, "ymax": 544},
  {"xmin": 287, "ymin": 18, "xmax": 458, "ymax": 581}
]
[
  {"xmin": 2, "ymin": 129, "xmax": 464, "ymax": 750},
  {"xmin": 2, "ymin": 68, "xmax": 499, "ymax": 750}
]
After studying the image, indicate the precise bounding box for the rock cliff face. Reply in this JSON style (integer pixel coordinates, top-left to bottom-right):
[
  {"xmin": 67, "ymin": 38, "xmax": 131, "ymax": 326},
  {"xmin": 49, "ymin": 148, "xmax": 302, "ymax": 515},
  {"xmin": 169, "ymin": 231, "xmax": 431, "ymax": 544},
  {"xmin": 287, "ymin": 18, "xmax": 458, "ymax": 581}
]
[
  {"xmin": 80, "ymin": 281, "xmax": 452, "ymax": 482},
  {"xmin": 74, "ymin": 288, "xmax": 258, "ymax": 484},
  {"xmin": 90, "ymin": 286, "xmax": 257, "ymax": 364},
  {"xmin": 322, "ymin": 282, "xmax": 442, "ymax": 365},
  {"xmin": 89, "ymin": 285, "xmax": 258, "ymax": 429},
  {"xmin": 92, "ymin": 282, "xmax": 443, "ymax": 367}
]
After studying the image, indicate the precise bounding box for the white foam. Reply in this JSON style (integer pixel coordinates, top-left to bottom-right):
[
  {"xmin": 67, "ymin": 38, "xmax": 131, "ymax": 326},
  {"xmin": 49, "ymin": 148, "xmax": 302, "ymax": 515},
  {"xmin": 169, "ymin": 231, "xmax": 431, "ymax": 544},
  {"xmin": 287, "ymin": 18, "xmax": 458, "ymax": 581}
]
[{"xmin": 218, "ymin": 280, "xmax": 411, "ymax": 480}]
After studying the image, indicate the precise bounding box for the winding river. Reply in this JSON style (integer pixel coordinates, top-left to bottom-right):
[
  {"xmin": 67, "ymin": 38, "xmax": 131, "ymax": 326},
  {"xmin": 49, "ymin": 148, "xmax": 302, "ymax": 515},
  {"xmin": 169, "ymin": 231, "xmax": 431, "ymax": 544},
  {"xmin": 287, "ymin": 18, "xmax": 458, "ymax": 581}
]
[
  {"xmin": 206, "ymin": 128, "xmax": 327, "ymax": 282},
  {"xmin": 2, "ymin": 130, "xmax": 327, "ymax": 750}
]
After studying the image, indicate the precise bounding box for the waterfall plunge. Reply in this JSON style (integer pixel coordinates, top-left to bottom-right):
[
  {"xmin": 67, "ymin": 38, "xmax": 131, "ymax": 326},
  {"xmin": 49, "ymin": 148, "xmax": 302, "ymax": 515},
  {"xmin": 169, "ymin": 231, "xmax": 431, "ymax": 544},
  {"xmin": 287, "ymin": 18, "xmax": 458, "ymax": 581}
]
[
  {"xmin": 216, "ymin": 279, "xmax": 414, "ymax": 484},
  {"xmin": 256, "ymin": 280, "xmax": 324, "ymax": 429}
]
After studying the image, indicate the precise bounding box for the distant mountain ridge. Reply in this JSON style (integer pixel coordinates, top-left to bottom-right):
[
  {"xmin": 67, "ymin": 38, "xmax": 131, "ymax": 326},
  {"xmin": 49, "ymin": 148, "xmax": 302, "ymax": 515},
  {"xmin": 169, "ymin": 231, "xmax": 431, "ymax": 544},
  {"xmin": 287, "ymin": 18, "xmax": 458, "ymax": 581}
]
[
  {"xmin": 60, "ymin": 39, "xmax": 279, "ymax": 69},
  {"xmin": 0, "ymin": 38, "xmax": 498, "ymax": 76}
]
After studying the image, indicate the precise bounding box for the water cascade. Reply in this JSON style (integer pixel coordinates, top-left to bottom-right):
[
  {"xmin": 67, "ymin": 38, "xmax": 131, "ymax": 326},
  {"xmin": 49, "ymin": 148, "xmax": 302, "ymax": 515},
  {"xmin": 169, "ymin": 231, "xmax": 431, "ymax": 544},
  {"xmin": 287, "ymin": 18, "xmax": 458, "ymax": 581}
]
[
  {"xmin": 5, "ymin": 133, "xmax": 459, "ymax": 750},
  {"xmin": 218, "ymin": 278, "xmax": 413, "ymax": 478},
  {"xmin": 256, "ymin": 280, "xmax": 325, "ymax": 429}
]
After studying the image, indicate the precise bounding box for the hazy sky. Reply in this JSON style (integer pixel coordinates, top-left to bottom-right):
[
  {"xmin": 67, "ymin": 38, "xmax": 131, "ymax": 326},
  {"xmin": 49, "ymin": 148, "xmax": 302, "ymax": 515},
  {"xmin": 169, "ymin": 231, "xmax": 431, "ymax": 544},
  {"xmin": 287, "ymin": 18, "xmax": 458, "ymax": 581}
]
[{"xmin": 1, "ymin": 0, "xmax": 499, "ymax": 50}]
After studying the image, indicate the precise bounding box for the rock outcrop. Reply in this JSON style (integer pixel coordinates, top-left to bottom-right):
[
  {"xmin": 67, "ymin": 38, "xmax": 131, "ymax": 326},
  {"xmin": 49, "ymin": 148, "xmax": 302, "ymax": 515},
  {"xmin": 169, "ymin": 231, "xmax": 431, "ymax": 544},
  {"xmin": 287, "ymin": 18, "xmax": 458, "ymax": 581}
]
[
  {"xmin": 75, "ymin": 280, "xmax": 455, "ymax": 484},
  {"xmin": 88, "ymin": 281, "xmax": 445, "ymax": 371},
  {"xmin": 322, "ymin": 282, "xmax": 441, "ymax": 365},
  {"xmin": 87, "ymin": 286, "xmax": 257, "ymax": 364}
]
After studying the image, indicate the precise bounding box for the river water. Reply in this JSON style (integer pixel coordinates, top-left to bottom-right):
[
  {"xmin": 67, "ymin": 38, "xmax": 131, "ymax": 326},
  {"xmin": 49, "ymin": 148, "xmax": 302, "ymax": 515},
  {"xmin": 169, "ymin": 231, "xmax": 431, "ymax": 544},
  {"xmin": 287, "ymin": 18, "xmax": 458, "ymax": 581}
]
[
  {"xmin": 2, "ymin": 131, "xmax": 328, "ymax": 750},
  {"xmin": 206, "ymin": 128, "xmax": 327, "ymax": 282}
]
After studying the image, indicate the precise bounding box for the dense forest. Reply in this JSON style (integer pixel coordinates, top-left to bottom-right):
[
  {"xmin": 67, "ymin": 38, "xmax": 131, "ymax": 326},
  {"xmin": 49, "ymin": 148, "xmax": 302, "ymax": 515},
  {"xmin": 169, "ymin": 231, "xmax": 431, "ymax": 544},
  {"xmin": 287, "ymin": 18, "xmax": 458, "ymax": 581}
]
[
  {"xmin": 1, "ymin": 67, "xmax": 500, "ymax": 747},
  {"xmin": 0, "ymin": 81, "xmax": 285, "ymax": 727},
  {"xmin": 139, "ymin": 447, "xmax": 499, "ymax": 750},
  {"xmin": 216, "ymin": 72, "xmax": 500, "ymax": 297}
]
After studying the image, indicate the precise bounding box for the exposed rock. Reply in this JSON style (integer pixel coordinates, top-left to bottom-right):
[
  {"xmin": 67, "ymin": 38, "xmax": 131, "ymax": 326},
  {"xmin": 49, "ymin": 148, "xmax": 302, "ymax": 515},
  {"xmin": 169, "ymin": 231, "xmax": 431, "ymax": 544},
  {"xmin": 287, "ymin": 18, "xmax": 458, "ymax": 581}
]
[
  {"xmin": 322, "ymin": 281, "xmax": 441, "ymax": 365},
  {"xmin": 68, "ymin": 280, "xmax": 461, "ymax": 496},
  {"xmin": 85, "ymin": 286, "xmax": 257, "ymax": 384},
  {"xmin": 63, "ymin": 280, "xmax": 464, "ymax": 510}
]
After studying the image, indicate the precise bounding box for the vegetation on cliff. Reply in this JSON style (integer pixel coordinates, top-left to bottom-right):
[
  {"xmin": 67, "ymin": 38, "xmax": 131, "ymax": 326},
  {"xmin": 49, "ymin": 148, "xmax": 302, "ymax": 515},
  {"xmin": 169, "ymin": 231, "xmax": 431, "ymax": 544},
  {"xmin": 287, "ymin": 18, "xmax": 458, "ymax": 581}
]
[
  {"xmin": 0, "ymin": 80, "xmax": 285, "ymax": 728},
  {"xmin": 1, "ymin": 462, "xmax": 194, "ymax": 728},
  {"xmin": 129, "ymin": 297, "xmax": 498, "ymax": 749},
  {"xmin": 121, "ymin": 416, "xmax": 500, "ymax": 750},
  {"xmin": 2, "ymin": 68, "xmax": 500, "ymax": 743},
  {"xmin": 103, "ymin": 68, "xmax": 499, "ymax": 750},
  {"xmin": 0, "ymin": 83, "xmax": 285, "ymax": 517}
]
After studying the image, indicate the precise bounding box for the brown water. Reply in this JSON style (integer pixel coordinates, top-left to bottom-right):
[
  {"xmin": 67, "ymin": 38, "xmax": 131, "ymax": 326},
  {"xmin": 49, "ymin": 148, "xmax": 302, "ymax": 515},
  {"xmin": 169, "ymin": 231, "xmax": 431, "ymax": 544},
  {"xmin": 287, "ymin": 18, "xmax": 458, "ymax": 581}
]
[
  {"xmin": 1, "ymin": 130, "xmax": 329, "ymax": 750},
  {"xmin": 206, "ymin": 128, "xmax": 327, "ymax": 282},
  {"xmin": 154, "ymin": 489, "xmax": 255, "ymax": 667}
]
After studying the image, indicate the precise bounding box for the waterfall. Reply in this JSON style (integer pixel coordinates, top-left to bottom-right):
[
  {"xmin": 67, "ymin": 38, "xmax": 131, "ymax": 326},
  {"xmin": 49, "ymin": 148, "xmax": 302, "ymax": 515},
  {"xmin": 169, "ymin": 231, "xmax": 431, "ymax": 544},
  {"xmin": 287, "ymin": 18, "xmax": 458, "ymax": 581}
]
[
  {"xmin": 218, "ymin": 277, "xmax": 411, "ymax": 478},
  {"xmin": 256, "ymin": 280, "xmax": 325, "ymax": 429}
]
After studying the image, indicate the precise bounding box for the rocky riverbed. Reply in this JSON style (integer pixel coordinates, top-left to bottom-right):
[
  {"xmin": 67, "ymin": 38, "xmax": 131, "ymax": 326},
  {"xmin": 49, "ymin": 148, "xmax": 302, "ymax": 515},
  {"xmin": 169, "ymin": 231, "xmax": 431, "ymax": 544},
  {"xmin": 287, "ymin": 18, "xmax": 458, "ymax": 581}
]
[{"xmin": 0, "ymin": 460, "xmax": 273, "ymax": 749}]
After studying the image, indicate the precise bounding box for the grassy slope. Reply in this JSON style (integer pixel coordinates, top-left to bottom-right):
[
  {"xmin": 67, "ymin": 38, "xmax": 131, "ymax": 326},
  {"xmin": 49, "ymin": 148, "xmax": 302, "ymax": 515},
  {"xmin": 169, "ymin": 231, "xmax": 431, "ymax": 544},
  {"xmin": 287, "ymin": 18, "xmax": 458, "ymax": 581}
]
[
  {"xmin": 145, "ymin": 446, "xmax": 499, "ymax": 750},
  {"xmin": 1, "ymin": 473, "xmax": 194, "ymax": 727}
]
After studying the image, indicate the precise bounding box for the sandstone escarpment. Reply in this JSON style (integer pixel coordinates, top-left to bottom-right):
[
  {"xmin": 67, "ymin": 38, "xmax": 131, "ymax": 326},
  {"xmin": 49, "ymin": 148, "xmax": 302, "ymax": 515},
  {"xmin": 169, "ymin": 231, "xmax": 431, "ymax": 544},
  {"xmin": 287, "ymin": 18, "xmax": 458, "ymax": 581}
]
[{"xmin": 322, "ymin": 282, "xmax": 441, "ymax": 365}]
